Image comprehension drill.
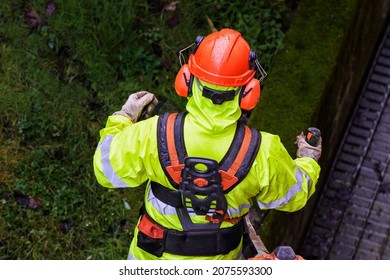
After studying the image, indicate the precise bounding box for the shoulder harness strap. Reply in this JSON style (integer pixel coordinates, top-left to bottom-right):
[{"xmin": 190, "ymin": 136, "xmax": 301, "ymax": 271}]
[
  {"xmin": 157, "ymin": 113, "xmax": 261, "ymax": 191},
  {"xmin": 157, "ymin": 112, "xmax": 187, "ymax": 188},
  {"xmin": 219, "ymin": 122, "xmax": 261, "ymax": 193}
]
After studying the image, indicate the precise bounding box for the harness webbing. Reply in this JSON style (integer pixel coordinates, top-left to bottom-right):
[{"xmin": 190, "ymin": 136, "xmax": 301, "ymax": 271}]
[
  {"xmin": 157, "ymin": 112, "xmax": 186, "ymax": 186},
  {"xmin": 219, "ymin": 124, "xmax": 260, "ymax": 191},
  {"xmin": 157, "ymin": 112, "xmax": 261, "ymax": 193}
]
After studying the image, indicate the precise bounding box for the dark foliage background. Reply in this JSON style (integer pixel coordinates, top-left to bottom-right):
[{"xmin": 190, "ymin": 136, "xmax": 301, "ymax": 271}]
[{"xmin": 0, "ymin": 0, "xmax": 293, "ymax": 259}]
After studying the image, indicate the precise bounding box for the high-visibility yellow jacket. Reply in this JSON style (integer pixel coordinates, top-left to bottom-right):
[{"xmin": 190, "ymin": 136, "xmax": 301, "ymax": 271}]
[{"xmin": 93, "ymin": 80, "xmax": 321, "ymax": 260}]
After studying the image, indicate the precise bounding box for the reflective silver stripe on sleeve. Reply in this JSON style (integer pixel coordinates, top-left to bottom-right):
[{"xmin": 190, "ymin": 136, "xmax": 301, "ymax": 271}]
[
  {"xmin": 146, "ymin": 185, "xmax": 177, "ymax": 215},
  {"xmin": 257, "ymin": 167, "xmax": 312, "ymax": 209},
  {"xmin": 227, "ymin": 203, "xmax": 252, "ymax": 217},
  {"xmin": 127, "ymin": 252, "xmax": 138, "ymax": 260},
  {"xmin": 99, "ymin": 135, "xmax": 131, "ymax": 188}
]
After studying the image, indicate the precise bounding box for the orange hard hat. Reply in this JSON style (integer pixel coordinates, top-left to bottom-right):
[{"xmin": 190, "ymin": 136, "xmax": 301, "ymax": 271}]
[{"xmin": 188, "ymin": 28, "xmax": 256, "ymax": 87}]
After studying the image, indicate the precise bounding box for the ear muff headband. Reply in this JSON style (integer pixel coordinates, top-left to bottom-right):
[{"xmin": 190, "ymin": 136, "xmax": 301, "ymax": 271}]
[{"xmin": 175, "ymin": 35, "xmax": 204, "ymax": 98}]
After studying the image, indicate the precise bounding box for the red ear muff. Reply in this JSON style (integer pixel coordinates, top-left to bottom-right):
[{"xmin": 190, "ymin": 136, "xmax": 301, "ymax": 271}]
[
  {"xmin": 239, "ymin": 78, "xmax": 260, "ymax": 110},
  {"xmin": 175, "ymin": 35, "xmax": 203, "ymax": 98},
  {"xmin": 175, "ymin": 64, "xmax": 194, "ymax": 97}
]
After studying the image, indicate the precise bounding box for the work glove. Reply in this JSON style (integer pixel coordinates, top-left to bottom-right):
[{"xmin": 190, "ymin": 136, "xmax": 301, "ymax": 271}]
[
  {"xmin": 295, "ymin": 132, "xmax": 322, "ymax": 162},
  {"xmin": 113, "ymin": 91, "xmax": 158, "ymax": 123}
]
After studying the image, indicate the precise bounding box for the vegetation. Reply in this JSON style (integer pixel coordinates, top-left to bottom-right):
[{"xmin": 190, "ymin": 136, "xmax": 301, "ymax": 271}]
[
  {"xmin": 0, "ymin": 0, "xmax": 291, "ymax": 259},
  {"xmin": 250, "ymin": 0, "xmax": 360, "ymax": 152},
  {"xmin": 249, "ymin": 0, "xmax": 362, "ymax": 250}
]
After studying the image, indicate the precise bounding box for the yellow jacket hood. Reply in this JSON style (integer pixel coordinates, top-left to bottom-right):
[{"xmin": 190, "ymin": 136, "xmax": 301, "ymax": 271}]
[{"xmin": 185, "ymin": 78, "xmax": 242, "ymax": 134}]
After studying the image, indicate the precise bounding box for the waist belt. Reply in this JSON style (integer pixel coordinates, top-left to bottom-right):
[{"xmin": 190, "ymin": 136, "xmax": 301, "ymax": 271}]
[{"xmin": 137, "ymin": 210, "xmax": 244, "ymax": 257}]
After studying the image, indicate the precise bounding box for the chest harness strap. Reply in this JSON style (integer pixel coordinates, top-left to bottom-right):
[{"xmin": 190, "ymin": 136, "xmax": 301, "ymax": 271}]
[{"xmin": 157, "ymin": 112, "xmax": 261, "ymax": 192}]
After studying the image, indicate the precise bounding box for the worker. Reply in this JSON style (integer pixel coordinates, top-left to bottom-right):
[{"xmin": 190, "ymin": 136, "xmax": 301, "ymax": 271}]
[{"xmin": 93, "ymin": 28, "xmax": 322, "ymax": 260}]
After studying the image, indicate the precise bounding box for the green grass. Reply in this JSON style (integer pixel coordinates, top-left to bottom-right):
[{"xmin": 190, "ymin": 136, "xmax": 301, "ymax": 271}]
[{"xmin": 0, "ymin": 0, "xmax": 289, "ymax": 259}]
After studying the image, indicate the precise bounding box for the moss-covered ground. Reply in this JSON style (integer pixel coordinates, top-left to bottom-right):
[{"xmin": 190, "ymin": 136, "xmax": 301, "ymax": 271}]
[
  {"xmin": 1, "ymin": 0, "xmax": 376, "ymax": 259},
  {"xmin": 1, "ymin": 0, "xmax": 291, "ymax": 259},
  {"xmin": 250, "ymin": 0, "xmax": 359, "ymax": 152}
]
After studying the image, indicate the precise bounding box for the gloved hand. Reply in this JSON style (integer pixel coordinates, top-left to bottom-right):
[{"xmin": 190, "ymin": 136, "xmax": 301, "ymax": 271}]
[
  {"xmin": 113, "ymin": 91, "xmax": 158, "ymax": 123},
  {"xmin": 295, "ymin": 132, "xmax": 322, "ymax": 161}
]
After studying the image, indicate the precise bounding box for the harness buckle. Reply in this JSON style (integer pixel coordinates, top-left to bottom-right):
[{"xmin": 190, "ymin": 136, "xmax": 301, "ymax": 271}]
[{"xmin": 178, "ymin": 157, "xmax": 228, "ymax": 228}]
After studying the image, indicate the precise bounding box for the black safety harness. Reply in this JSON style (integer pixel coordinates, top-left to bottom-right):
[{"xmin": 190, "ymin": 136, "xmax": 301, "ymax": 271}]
[{"xmin": 137, "ymin": 112, "xmax": 261, "ymax": 257}]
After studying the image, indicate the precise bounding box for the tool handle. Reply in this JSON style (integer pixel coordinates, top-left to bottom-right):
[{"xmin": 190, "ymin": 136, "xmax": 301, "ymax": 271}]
[{"xmin": 305, "ymin": 127, "xmax": 321, "ymax": 146}]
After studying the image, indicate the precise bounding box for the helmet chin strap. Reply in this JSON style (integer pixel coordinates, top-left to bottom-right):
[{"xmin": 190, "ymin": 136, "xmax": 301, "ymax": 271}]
[{"xmin": 195, "ymin": 78, "xmax": 240, "ymax": 105}]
